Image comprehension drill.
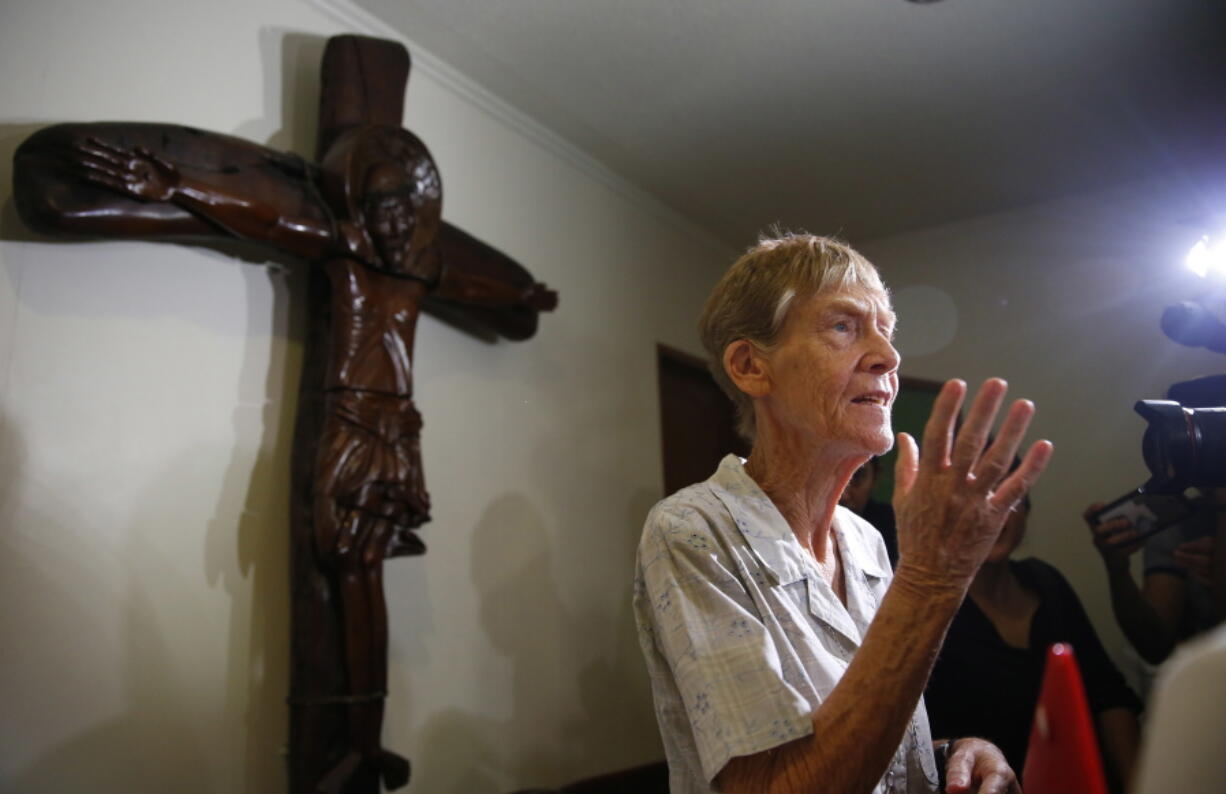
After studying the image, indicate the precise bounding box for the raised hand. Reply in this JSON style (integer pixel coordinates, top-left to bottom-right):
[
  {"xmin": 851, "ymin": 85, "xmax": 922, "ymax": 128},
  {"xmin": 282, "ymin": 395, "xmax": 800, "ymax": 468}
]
[
  {"xmin": 74, "ymin": 136, "xmax": 181, "ymax": 202},
  {"xmin": 892, "ymin": 378, "xmax": 1053, "ymax": 589}
]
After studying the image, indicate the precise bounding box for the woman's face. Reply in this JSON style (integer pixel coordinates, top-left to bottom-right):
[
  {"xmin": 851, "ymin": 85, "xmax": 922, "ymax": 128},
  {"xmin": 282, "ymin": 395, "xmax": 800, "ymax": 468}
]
[{"xmin": 756, "ymin": 285, "xmax": 900, "ymax": 457}]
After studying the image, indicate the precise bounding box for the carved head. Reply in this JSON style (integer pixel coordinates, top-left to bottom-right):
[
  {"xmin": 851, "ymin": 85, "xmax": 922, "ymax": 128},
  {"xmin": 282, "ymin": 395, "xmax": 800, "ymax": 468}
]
[
  {"xmin": 321, "ymin": 125, "xmax": 442, "ymax": 280},
  {"xmin": 362, "ymin": 162, "xmax": 422, "ymax": 273}
]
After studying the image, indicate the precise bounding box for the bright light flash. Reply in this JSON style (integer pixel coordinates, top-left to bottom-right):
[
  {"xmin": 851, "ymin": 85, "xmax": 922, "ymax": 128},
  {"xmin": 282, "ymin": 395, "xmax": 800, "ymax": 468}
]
[{"xmin": 1186, "ymin": 233, "xmax": 1226, "ymax": 278}]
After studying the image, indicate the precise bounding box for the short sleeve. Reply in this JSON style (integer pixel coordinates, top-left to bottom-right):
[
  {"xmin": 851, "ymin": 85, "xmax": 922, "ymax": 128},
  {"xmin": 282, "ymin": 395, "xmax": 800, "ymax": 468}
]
[
  {"xmin": 1144, "ymin": 507, "xmax": 1218, "ymax": 579},
  {"xmin": 1143, "ymin": 522, "xmax": 1184, "ymax": 577},
  {"xmin": 636, "ymin": 502, "xmax": 814, "ymax": 784}
]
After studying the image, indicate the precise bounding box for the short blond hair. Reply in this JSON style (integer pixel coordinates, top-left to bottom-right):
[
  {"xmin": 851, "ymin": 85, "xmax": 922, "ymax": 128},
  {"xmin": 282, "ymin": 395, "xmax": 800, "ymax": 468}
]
[{"xmin": 698, "ymin": 232, "xmax": 886, "ymax": 442}]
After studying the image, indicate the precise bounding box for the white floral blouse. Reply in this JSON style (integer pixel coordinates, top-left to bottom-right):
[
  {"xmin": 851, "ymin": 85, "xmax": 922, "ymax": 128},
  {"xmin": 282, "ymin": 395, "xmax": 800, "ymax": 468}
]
[{"xmin": 634, "ymin": 455, "xmax": 938, "ymax": 793}]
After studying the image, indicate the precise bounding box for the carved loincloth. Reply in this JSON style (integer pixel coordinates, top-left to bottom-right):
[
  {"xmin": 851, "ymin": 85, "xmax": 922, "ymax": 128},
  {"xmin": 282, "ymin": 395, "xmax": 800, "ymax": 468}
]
[{"xmin": 315, "ymin": 388, "xmax": 430, "ymax": 559}]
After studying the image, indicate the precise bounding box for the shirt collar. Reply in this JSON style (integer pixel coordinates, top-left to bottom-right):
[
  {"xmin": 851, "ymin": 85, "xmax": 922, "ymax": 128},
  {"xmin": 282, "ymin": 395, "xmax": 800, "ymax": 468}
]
[{"xmin": 707, "ymin": 454, "xmax": 890, "ymax": 586}]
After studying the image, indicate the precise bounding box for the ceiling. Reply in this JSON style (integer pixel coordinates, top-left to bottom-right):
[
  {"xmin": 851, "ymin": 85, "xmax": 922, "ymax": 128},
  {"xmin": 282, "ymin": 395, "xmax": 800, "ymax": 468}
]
[{"xmin": 355, "ymin": 0, "xmax": 1226, "ymax": 247}]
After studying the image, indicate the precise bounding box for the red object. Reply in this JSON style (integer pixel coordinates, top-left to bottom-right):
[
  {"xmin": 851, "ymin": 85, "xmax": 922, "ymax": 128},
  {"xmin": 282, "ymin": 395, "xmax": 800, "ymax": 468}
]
[{"xmin": 1022, "ymin": 643, "xmax": 1108, "ymax": 794}]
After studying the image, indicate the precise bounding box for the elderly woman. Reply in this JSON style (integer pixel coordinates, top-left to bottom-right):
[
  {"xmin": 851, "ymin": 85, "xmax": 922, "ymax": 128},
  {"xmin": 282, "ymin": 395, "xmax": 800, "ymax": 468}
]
[{"xmin": 634, "ymin": 234, "xmax": 1052, "ymax": 794}]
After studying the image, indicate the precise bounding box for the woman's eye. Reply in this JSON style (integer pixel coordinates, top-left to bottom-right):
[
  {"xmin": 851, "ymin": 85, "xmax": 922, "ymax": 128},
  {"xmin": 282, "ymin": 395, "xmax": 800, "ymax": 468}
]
[{"xmin": 833, "ymin": 321, "xmax": 851, "ymax": 333}]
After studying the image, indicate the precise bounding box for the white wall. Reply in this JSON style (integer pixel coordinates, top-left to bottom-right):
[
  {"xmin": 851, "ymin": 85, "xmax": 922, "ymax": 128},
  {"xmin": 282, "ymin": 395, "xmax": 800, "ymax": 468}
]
[
  {"xmin": 0, "ymin": 1, "xmax": 731, "ymax": 791},
  {"xmin": 859, "ymin": 179, "xmax": 1225, "ymax": 688},
  {"xmin": 6, "ymin": 1, "xmax": 1219, "ymax": 791}
]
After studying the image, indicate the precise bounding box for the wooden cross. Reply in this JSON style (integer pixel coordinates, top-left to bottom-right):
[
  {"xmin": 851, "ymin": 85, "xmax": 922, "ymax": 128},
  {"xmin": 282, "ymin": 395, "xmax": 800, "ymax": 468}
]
[{"xmin": 13, "ymin": 34, "xmax": 557, "ymax": 794}]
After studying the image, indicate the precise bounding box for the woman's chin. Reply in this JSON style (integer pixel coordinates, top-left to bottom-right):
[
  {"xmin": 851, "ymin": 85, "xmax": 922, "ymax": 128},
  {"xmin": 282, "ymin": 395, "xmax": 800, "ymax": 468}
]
[{"xmin": 865, "ymin": 429, "xmax": 895, "ymax": 457}]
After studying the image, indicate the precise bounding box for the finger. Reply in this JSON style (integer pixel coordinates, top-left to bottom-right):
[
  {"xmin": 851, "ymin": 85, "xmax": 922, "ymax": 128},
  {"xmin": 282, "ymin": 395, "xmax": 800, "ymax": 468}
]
[
  {"xmin": 951, "ymin": 379, "xmax": 1008, "ymax": 475},
  {"xmin": 1096, "ymin": 525, "xmax": 1140, "ymax": 549},
  {"xmin": 1094, "ymin": 517, "xmax": 1133, "ymax": 536},
  {"xmin": 77, "ymin": 158, "xmax": 126, "ymax": 182},
  {"xmin": 1177, "ymin": 537, "xmax": 1214, "ymax": 553},
  {"xmin": 921, "ymin": 379, "xmax": 966, "ymax": 469},
  {"xmin": 133, "ymin": 145, "xmax": 167, "ymax": 170},
  {"xmin": 979, "ymin": 772, "xmax": 1014, "ymax": 794},
  {"xmin": 971, "ymin": 398, "xmax": 1035, "ymax": 491},
  {"xmin": 85, "ymin": 135, "xmax": 131, "ymax": 158},
  {"xmin": 1173, "ymin": 550, "xmax": 1209, "ymax": 567},
  {"xmin": 80, "ymin": 174, "xmax": 127, "ymax": 193},
  {"xmin": 944, "ymin": 747, "xmax": 973, "ymax": 793},
  {"xmin": 1083, "ymin": 502, "xmax": 1107, "ymax": 525},
  {"xmin": 894, "ymin": 432, "xmax": 919, "ymax": 497},
  {"xmin": 988, "ymin": 439, "xmax": 1053, "ymax": 512},
  {"xmin": 76, "ymin": 140, "xmax": 127, "ymax": 167},
  {"xmin": 77, "ymin": 167, "xmax": 127, "ymax": 192},
  {"xmin": 1098, "ymin": 529, "xmax": 1141, "ymax": 551}
]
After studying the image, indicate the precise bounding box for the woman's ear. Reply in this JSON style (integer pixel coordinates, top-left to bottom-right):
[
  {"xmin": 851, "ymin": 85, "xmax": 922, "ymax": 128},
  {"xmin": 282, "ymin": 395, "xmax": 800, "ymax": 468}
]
[{"xmin": 724, "ymin": 339, "xmax": 772, "ymax": 398}]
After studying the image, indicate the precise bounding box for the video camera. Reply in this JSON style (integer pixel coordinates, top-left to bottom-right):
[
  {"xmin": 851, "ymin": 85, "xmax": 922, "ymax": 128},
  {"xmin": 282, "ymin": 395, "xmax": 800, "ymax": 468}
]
[
  {"xmin": 1091, "ymin": 374, "xmax": 1226, "ymax": 540},
  {"xmin": 1135, "ymin": 374, "xmax": 1226, "ymax": 494}
]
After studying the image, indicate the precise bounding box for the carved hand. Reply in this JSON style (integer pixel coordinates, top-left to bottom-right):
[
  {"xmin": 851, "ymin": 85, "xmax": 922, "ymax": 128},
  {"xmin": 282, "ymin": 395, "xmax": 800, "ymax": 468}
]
[
  {"xmin": 525, "ymin": 282, "xmax": 559, "ymax": 312},
  {"xmin": 75, "ymin": 137, "xmax": 181, "ymax": 202}
]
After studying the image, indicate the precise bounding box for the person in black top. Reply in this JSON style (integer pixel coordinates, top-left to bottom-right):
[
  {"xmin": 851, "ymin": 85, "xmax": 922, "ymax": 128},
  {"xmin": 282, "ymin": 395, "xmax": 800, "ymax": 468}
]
[{"xmin": 924, "ymin": 496, "xmax": 1142, "ymax": 792}]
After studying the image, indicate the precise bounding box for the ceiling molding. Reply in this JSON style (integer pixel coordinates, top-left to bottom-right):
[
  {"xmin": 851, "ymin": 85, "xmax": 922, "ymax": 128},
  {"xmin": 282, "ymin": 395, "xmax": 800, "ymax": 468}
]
[{"xmin": 306, "ymin": 0, "xmax": 733, "ymax": 254}]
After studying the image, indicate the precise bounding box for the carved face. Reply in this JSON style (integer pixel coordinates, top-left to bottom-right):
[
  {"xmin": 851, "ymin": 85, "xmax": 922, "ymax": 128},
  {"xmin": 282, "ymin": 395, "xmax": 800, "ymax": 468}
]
[
  {"xmin": 364, "ymin": 187, "xmax": 415, "ymax": 271},
  {"xmin": 361, "ymin": 158, "xmax": 441, "ymax": 280}
]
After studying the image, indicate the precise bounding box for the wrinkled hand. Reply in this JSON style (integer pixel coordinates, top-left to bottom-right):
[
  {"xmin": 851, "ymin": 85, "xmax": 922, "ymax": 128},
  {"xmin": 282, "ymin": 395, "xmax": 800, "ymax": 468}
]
[
  {"xmin": 893, "ymin": 379, "xmax": 1053, "ymax": 590},
  {"xmin": 74, "ymin": 136, "xmax": 181, "ymax": 202},
  {"xmin": 1174, "ymin": 535, "xmax": 1214, "ymax": 585},
  {"xmin": 945, "ymin": 738, "xmax": 1021, "ymax": 794},
  {"xmin": 1083, "ymin": 502, "xmax": 1143, "ymax": 571}
]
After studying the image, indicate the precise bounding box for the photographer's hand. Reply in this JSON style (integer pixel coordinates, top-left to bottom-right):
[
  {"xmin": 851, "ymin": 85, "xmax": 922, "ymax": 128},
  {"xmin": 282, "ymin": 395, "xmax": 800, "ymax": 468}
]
[
  {"xmin": 1084, "ymin": 503, "xmax": 1143, "ymax": 572},
  {"xmin": 1085, "ymin": 502, "xmax": 1182, "ymax": 664}
]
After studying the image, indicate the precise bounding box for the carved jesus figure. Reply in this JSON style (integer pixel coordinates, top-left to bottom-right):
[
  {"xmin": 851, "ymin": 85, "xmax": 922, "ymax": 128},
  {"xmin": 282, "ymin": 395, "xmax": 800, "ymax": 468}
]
[{"xmin": 14, "ymin": 118, "xmax": 556, "ymax": 792}]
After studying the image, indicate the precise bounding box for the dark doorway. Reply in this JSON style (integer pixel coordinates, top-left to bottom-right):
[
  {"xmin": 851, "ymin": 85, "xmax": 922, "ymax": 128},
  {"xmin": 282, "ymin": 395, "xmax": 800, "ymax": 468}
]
[{"xmin": 657, "ymin": 344, "xmax": 750, "ymax": 496}]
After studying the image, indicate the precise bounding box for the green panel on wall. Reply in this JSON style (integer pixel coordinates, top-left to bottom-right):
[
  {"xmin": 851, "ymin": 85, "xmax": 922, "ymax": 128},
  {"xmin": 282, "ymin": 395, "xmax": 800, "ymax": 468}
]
[{"xmin": 871, "ymin": 376, "xmax": 945, "ymax": 502}]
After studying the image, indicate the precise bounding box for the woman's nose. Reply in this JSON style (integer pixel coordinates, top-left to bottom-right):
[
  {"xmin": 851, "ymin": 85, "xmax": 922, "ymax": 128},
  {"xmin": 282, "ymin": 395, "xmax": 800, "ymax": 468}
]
[{"xmin": 867, "ymin": 333, "xmax": 900, "ymax": 373}]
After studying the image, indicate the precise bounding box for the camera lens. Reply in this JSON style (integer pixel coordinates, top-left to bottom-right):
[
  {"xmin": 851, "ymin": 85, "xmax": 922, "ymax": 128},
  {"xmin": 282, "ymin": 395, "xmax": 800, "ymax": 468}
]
[
  {"xmin": 1136, "ymin": 400, "xmax": 1226, "ymax": 492},
  {"xmin": 1190, "ymin": 407, "xmax": 1226, "ymax": 487}
]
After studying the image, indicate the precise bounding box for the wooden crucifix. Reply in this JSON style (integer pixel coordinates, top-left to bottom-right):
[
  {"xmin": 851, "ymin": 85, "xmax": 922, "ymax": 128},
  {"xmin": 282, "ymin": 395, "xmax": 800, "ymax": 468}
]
[{"xmin": 12, "ymin": 34, "xmax": 556, "ymax": 794}]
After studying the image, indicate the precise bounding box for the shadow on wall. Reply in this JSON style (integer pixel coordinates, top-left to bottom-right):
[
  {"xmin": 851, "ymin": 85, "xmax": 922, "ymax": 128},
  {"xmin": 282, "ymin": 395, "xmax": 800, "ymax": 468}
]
[
  {"xmin": 0, "ymin": 31, "xmax": 334, "ymax": 793},
  {"xmin": 413, "ymin": 488, "xmax": 664, "ymax": 794},
  {"xmin": 0, "ymin": 183, "xmax": 306, "ymax": 794},
  {"xmin": 202, "ymin": 262, "xmax": 305, "ymax": 792},
  {"xmin": 235, "ymin": 30, "xmax": 326, "ymax": 157},
  {"xmin": 0, "ymin": 29, "xmax": 326, "ymax": 244},
  {"xmin": 5, "ymin": 447, "xmax": 221, "ymax": 792},
  {"xmin": 5, "ymin": 419, "xmax": 299, "ymax": 793}
]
